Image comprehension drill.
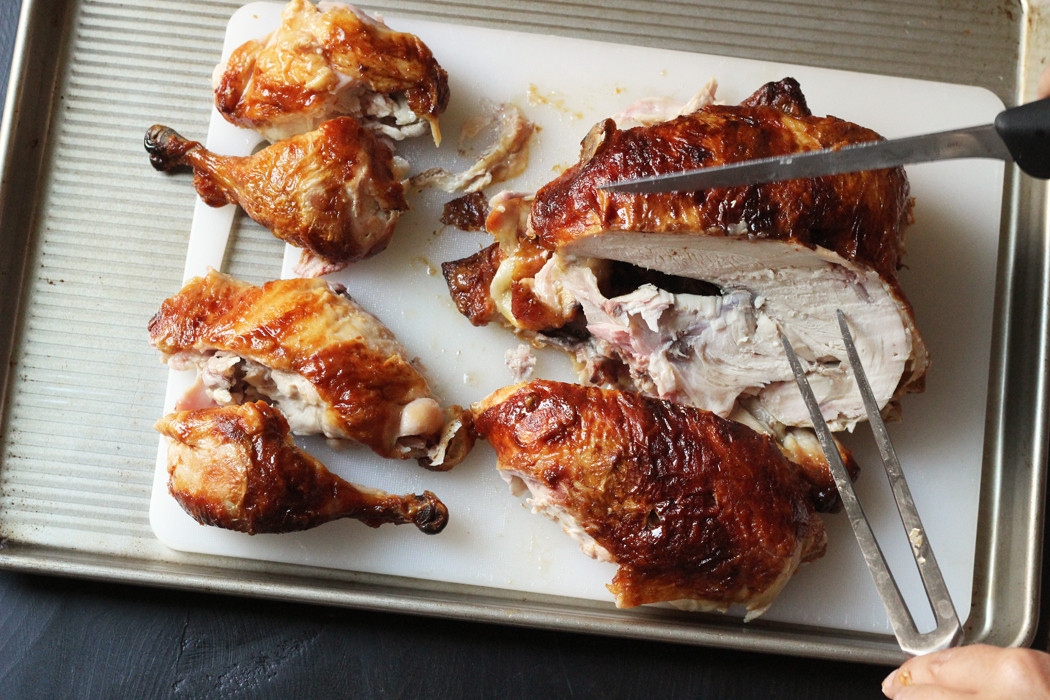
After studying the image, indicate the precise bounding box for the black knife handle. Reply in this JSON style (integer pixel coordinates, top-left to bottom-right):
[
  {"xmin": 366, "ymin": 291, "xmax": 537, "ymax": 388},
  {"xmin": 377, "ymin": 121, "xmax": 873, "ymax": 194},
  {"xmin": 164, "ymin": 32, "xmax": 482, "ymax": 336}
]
[{"xmin": 995, "ymin": 97, "xmax": 1050, "ymax": 179}]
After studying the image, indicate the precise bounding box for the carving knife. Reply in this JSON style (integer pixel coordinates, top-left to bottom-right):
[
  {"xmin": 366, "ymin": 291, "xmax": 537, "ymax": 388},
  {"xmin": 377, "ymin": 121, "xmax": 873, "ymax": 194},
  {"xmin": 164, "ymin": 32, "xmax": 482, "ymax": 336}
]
[{"xmin": 602, "ymin": 97, "xmax": 1050, "ymax": 193}]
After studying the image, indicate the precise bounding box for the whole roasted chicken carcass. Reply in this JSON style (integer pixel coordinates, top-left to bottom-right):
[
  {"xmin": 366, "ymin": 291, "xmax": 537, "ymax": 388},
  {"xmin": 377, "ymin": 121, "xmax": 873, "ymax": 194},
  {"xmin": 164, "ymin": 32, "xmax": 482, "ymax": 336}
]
[
  {"xmin": 214, "ymin": 0, "xmax": 449, "ymax": 144},
  {"xmin": 145, "ymin": 118, "xmax": 407, "ymax": 278},
  {"xmin": 444, "ymin": 78, "xmax": 927, "ymax": 437},
  {"xmin": 474, "ymin": 380, "xmax": 826, "ymax": 617},
  {"xmin": 157, "ymin": 402, "xmax": 449, "ymax": 534},
  {"xmin": 149, "ymin": 271, "xmax": 473, "ymax": 470}
]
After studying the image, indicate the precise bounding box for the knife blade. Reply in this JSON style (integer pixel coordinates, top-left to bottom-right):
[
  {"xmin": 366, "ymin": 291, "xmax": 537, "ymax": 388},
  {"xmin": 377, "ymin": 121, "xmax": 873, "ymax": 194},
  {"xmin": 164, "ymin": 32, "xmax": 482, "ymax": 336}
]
[{"xmin": 601, "ymin": 96, "xmax": 1050, "ymax": 194}]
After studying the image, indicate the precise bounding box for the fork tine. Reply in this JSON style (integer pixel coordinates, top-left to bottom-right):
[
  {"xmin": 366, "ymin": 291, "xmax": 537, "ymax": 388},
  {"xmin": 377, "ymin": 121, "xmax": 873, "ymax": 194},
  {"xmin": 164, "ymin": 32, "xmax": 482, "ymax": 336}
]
[
  {"xmin": 835, "ymin": 310, "xmax": 961, "ymax": 651},
  {"xmin": 780, "ymin": 323, "xmax": 960, "ymax": 656}
]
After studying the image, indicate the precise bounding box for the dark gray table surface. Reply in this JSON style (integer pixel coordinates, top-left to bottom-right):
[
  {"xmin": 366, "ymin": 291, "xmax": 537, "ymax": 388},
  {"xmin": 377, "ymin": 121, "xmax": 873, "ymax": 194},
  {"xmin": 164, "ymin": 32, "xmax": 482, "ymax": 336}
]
[{"xmin": 0, "ymin": 2, "xmax": 1045, "ymax": 698}]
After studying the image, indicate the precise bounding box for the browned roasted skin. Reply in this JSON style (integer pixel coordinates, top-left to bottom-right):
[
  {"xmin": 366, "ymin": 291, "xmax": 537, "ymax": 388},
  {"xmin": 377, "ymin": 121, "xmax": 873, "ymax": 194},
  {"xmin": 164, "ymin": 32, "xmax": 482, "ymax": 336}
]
[
  {"xmin": 215, "ymin": 0, "xmax": 449, "ymax": 143},
  {"xmin": 780, "ymin": 439, "xmax": 858, "ymax": 513},
  {"xmin": 473, "ymin": 381, "xmax": 826, "ymax": 613},
  {"xmin": 441, "ymin": 192, "xmax": 490, "ymax": 231},
  {"xmin": 440, "ymin": 237, "xmax": 578, "ymax": 329},
  {"xmin": 739, "ymin": 76, "xmax": 812, "ymax": 116},
  {"xmin": 441, "ymin": 243, "xmax": 503, "ymax": 326},
  {"xmin": 149, "ymin": 271, "xmax": 473, "ymax": 468},
  {"xmin": 529, "ymin": 78, "xmax": 912, "ymax": 285},
  {"xmin": 156, "ymin": 402, "xmax": 449, "ymax": 534},
  {"xmin": 145, "ymin": 119, "xmax": 407, "ymax": 276}
]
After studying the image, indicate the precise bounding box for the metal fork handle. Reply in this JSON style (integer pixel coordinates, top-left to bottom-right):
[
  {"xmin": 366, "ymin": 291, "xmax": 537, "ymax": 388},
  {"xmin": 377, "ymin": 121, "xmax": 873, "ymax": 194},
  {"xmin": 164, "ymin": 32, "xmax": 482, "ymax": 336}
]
[{"xmin": 779, "ymin": 316, "xmax": 961, "ymax": 656}]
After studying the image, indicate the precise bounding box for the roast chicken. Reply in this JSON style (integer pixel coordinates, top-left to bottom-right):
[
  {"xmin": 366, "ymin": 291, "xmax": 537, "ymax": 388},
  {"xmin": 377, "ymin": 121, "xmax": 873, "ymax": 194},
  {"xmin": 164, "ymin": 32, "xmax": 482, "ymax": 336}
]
[
  {"xmin": 473, "ymin": 380, "xmax": 826, "ymax": 617},
  {"xmin": 145, "ymin": 118, "xmax": 407, "ymax": 278},
  {"xmin": 156, "ymin": 402, "xmax": 448, "ymax": 534},
  {"xmin": 149, "ymin": 270, "xmax": 473, "ymax": 470},
  {"xmin": 444, "ymin": 78, "xmax": 926, "ymax": 441},
  {"xmin": 214, "ymin": 0, "xmax": 449, "ymax": 144}
]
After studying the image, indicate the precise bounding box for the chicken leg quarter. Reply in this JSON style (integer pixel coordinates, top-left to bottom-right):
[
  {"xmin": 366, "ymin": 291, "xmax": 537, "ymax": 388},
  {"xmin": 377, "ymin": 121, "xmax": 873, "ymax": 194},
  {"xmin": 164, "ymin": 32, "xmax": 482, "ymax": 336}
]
[
  {"xmin": 156, "ymin": 402, "xmax": 449, "ymax": 535},
  {"xmin": 145, "ymin": 117, "xmax": 407, "ymax": 278}
]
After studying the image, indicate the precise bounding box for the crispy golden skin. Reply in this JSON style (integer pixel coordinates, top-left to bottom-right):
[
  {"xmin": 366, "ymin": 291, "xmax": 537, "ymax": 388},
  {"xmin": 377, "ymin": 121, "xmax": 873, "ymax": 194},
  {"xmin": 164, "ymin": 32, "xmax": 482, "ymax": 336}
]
[
  {"xmin": 149, "ymin": 271, "xmax": 472, "ymax": 468},
  {"xmin": 441, "ymin": 242, "xmax": 503, "ymax": 326},
  {"xmin": 214, "ymin": 0, "xmax": 449, "ymax": 143},
  {"xmin": 156, "ymin": 402, "xmax": 448, "ymax": 534},
  {"xmin": 473, "ymin": 381, "xmax": 826, "ymax": 614},
  {"xmin": 145, "ymin": 118, "xmax": 407, "ymax": 276},
  {"xmin": 530, "ymin": 78, "xmax": 912, "ymax": 285},
  {"xmin": 440, "ymin": 192, "xmax": 490, "ymax": 231}
]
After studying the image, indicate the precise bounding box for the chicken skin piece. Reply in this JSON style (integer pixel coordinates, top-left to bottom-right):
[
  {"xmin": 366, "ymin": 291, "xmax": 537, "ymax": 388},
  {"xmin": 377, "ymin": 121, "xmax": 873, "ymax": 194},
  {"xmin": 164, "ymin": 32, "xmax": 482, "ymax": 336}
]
[
  {"xmin": 473, "ymin": 380, "xmax": 826, "ymax": 618},
  {"xmin": 156, "ymin": 402, "xmax": 448, "ymax": 534},
  {"xmin": 214, "ymin": 0, "xmax": 449, "ymax": 144},
  {"xmin": 145, "ymin": 118, "xmax": 407, "ymax": 278},
  {"xmin": 149, "ymin": 271, "xmax": 473, "ymax": 470},
  {"xmin": 444, "ymin": 78, "xmax": 926, "ymax": 434}
]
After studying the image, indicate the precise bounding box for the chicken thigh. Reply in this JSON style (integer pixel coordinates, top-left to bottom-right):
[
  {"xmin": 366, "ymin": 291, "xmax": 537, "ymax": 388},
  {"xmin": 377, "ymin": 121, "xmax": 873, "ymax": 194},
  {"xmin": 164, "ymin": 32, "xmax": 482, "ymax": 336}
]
[
  {"xmin": 145, "ymin": 118, "xmax": 407, "ymax": 278},
  {"xmin": 473, "ymin": 380, "xmax": 826, "ymax": 618},
  {"xmin": 157, "ymin": 402, "xmax": 448, "ymax": 534}
]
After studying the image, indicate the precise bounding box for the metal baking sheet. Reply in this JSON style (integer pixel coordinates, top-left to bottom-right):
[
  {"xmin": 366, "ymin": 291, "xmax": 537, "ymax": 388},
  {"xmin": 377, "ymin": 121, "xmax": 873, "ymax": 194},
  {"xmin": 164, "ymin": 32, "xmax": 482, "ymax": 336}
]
[
  {"xmin": 154, "ymin": 2, "xmax": 1001, "ymax": 638},
  {"xmin": 0, "ymin": 0, "xmax": 1047, "ymax": 665}
]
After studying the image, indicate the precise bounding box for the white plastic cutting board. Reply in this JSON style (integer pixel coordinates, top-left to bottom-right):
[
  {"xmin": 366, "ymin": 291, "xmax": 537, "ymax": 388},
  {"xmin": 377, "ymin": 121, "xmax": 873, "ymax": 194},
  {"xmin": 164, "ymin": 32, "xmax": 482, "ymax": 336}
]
[{"xmin": 151, "ymin": 2, "xmax": 1005, "ymax": 636}]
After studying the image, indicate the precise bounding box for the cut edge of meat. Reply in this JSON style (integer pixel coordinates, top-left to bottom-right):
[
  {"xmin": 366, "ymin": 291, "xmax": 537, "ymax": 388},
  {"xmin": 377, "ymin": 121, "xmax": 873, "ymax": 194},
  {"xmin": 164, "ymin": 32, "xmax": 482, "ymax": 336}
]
[{"xmin": 558, "ymin": 233, "xmax": 926, "ymax": 431}]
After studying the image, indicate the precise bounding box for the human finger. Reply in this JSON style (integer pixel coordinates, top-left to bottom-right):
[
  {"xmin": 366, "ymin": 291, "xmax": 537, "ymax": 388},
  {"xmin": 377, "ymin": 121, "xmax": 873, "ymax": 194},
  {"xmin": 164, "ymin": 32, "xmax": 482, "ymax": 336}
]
[
  {"xmin": 883, "ymin": 645, "xmax": 1004, "ymax": 696},
  {"xmin": 882, "ymin": 646, "xmax": 1050, "ymax": 699},
  {"xmin": 1038, "ymin": 62, "xmax": 1050, "ymax": 100}
]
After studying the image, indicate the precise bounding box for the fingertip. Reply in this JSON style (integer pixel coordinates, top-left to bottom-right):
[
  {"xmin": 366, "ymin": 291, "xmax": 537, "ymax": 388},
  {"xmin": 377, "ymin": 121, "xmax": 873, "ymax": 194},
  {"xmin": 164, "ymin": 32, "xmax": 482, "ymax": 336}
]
[
  {"xmin": 881, "ymin": 669, "xmax": 896, "ymax": 697},
  {"xmin": 1038, "ymin": 62, "xmax": 1050, "ymax": 100},
  {"xmin": 882, "ymin": 667, "xmax": 912, "ymax": 697}
]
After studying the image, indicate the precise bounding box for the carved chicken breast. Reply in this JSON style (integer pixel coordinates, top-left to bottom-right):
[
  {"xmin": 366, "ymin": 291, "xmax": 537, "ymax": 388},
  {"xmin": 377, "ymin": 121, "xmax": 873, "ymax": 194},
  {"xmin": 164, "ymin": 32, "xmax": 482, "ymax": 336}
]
[
  {"xmin": 156, "ymin": 402, "xmax": 448, "ymax": 534},
  {"xmin": 473, "ymin": 380, "xmax": 826, "ymax": 617},
  {"xmin": 214, "ymin": 0, "xmax": 449, "ymax": 144},
  {"xmin": 149, "ymin": 271, "xmax": 473, "ymax": 470},
  {"xmin": 444, "ymin": 78, "xmax": 928, "ymax": 434},
  {"xmin": 145, "ymin": 118, "xmax": 407, "ymax": 278}
]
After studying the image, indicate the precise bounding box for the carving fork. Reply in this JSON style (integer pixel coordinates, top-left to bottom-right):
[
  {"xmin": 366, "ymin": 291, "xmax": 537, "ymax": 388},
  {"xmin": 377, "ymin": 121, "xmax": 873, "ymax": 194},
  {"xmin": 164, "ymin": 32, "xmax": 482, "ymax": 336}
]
[{"xmin": 780, "ymin": 310, "xmax": 962, "ymax": 656}]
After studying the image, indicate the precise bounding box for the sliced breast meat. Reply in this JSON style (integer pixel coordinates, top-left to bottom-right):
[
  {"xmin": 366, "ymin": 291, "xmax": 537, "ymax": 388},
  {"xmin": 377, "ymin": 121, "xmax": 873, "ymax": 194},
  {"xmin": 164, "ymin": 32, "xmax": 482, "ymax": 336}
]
[
  {"xmin": 214, "ymin": 0, "xmax": 449, "ymax": 143},
  {"xmin": 445, "ymin": 78, "xmax": 927, "ymax": 434},
  {"xmin": 149, "ymin": 270, "xmax": 473, "ymax": 470},
  {"xmin": 156, "ymin": 402, "xmax": 448, "ymax": 534},
  {"xmin": 473, "ymin": 380, "xmax": 826, "ymax": 618}
]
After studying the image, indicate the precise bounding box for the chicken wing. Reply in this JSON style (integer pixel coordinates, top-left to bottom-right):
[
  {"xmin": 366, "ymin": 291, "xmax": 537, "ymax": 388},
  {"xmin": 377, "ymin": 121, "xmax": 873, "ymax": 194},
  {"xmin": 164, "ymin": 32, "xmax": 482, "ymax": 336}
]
[
  {"xmin": 149, "ymin": 270, "xmax": 473, "ymax": 470},
  {"xmin": 145, "ymin": 118, "xmax": 407, "ymax": 278},
  {"xmin": 214, "ymin": 0, "xmax": 449, "ymax": 144},
  {"xmin": 473, "ymin": 380, "xmax": 826, "ymax": 618},
  {"xmin": 156, "ymin": 402, "xmax": 448, "ymax": 534}
]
